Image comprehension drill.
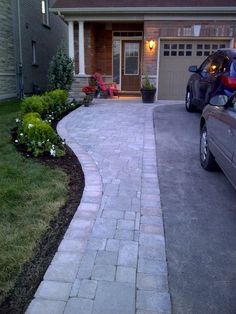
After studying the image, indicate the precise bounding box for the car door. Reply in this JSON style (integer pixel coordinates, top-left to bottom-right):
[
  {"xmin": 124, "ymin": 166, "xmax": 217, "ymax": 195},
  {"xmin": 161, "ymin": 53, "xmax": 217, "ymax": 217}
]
[
  {"xmin": 196, "ymin": 53, "xmax": 224, "ymax": 107},
  {"xmin": 208, "ymin": 99, "xmax": 236, "ymax": 182}
]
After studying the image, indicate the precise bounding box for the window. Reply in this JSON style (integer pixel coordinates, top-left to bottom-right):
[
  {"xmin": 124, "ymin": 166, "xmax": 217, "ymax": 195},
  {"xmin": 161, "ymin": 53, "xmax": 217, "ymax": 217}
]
[
  {"xmin": 124, "ymin": 43, "xmax": 139, "ymax": 75},
  {"xmin": 32, "ymin": 41, "xmax": 37, "ymax": 65},
  {"xmin": 41, "ymin": 0, "xmax": 49, "ymax": 26}
]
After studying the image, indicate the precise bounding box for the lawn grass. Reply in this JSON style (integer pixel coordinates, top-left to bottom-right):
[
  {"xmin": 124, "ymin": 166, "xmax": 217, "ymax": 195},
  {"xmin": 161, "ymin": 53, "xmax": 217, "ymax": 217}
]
[{"xmin": 0, "ymin": 99, "xmax": 69, "ymax": 302}]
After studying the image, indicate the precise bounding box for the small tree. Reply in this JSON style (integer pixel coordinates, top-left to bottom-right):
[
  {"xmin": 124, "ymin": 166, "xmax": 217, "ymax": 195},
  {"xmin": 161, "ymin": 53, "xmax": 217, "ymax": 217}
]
[{"xmin": 48, "ymin": 45, "xmax": 74, "ymax": 91}]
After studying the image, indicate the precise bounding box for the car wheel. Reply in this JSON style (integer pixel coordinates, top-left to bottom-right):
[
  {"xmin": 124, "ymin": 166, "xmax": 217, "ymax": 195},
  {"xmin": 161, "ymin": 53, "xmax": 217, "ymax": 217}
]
[
  {"xmin": 185, "ymin": 89, "xmax": 195, "ymax": 112},
  {"xmin": 200, "ymin": 124, "xmax": 217, "ymax": 171}
]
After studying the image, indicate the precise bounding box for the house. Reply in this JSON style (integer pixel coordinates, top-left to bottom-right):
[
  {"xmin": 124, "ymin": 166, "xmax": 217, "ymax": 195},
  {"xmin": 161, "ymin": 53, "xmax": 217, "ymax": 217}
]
[
  {"xmin": 0, "ymin": 0, "xmax": 67, "ymax": 100},
  {"xmin": 51, "ymin": 0, "xmax": 236, "ymax": 100}
]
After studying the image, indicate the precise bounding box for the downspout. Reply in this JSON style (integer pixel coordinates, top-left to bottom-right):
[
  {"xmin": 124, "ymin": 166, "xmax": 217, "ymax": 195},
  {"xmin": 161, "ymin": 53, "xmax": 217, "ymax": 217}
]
[{"xmin": 17, "ymin": 0, "xmax": 24, "ymax": 98}]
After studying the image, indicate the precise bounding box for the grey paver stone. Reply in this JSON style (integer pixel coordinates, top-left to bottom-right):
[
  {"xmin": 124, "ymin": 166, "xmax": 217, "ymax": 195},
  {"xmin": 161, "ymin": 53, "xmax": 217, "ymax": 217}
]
[
  {"xmin": 95, "ymin": 250, "xmax": 118, "ymax": 265},
  {"xmin": 106, "ymin": 239, "xmax": 120, "ymax": 252},
  {"xmin": 137, "ymin": 291, "xmax": 171, "ymax": 313},
  {"xmin": 70, "ymin": 279, "xmax": 81, "ymax": 297},
  {"xmin": 139, "ymin": 245, "xmax": 166, "ymax": 261},
  {"xmin": 35, "ymin": 281, "xmax": 72, "ymax": 301},
  {"xmin": 52, "ymin": 252, "xmax": 83, "ymax": 265},
  {"xmin": 93, "ymin": 281, "xmax": 135, "ymax": 314},
  {"xmin": 116, "ymin": 266, "xmax": 136, "ymax": 283},
  {"xmin": 115, "ymin": 229, "xmax": 134, "ymax": 240},
  {"xmin": 91, "ymin": 264, "xmax": 116, "ymax": 281},
  {"xmin": 26, "ymin": 299, "xmax": 65, "ymax": 314},
  {"xmin": 125, "ymin": 211, "xmax": 136, "ymax": 220},
  {"xmin": 44, "ymin": 263, "xmax": 78, "ymax": 283},
  {"xmin": 78, "ymin": 279, "xmax": 97, "ymax": 299},
  {"xmin": 118, "ymin": 242, "xmax": 138, "ymax": 267},
  {"xmin": 64, "ymin": 297, "xmax": 93, "ymax": 314},
  {"xmin": 77, "ymin": 250, "xmax": 97, "ymax": 279},
  {"xmin": 140, "ymin": 223, "xmax": 164, "ymax": 235},
  {"xmin": 87, "ymin": 238, "xmax": 106, "ymax": 251},
  {"xmin": 58, "ymin": 239, "xmax": 87, "ymax": 252},
  {"xmin": 139, "ymin": 233, "xmax": 165, "ymax": 248},
  {"xmin": 117, "ymin": 219, "xmax": 135, "ymax": 230},
  {"xmin": 138, "ymin": 258, "xmax": 167, "ymax": 274},
  {"xmin": 141, "ymin": 216, "xmax": 163, "ymax": 225},
  {"xmin": 137, "ymin": 273, "xmax": 168, "ymax": 291},
  {"xmin": 102, "ymin": 209, "xmax": 124, "ymax": 219},
  {"xmin": 92, "ymin": 223, "xmax": 116, "ymax": 239}
]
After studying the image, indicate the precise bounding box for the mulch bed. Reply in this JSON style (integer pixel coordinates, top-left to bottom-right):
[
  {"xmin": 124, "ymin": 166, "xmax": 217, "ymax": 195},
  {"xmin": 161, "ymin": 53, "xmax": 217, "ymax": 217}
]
[{"xmin": 0, "ymin": 125, "xmax": 85, "ymax": 313}]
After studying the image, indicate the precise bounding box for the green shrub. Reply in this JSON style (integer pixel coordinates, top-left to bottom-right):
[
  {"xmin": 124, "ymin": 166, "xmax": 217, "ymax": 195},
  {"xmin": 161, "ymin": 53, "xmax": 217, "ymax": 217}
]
[
  {"xmin": 48, "ymin": 45, "xmax": 74, "ymax": 91},
  {"xmin": 45, "ymin": 89, "xmax": 68, "ymax": 106},
  {"xmin": 21, "ymin": 96, "xmax": 45, "ymax": 116},
  {"xmin": 17, "ymin": 113, "xmax": 65, "ymax": 157}
]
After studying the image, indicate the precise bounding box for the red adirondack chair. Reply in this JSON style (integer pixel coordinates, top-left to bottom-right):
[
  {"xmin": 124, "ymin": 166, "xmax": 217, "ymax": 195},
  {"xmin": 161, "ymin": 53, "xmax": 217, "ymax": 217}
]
[{"xmin": 92, "ymin": 72, "xmax": 119, "ymax": 98}]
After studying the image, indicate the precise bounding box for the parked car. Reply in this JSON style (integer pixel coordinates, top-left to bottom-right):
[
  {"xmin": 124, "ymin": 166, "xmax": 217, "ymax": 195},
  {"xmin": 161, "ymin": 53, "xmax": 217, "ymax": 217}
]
[
  {"xmin": 200, "ymin": 92, "xmax": 236, "ymax": 189},
  {"xmin": 185, "ymin": 49, "xmax": 236, "ymax": 112}
]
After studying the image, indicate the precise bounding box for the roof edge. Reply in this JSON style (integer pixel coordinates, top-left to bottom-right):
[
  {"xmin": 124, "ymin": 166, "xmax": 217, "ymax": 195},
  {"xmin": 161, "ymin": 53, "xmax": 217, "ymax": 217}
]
[{"xmin": 50, "ymin": 6, "xmax": 236, "ymax": 14}]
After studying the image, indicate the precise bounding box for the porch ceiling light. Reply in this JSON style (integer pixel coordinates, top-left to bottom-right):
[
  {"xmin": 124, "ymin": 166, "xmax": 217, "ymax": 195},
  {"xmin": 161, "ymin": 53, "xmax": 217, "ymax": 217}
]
[{"xmin": 149, "ymin": 40, "xmax": 154, "ymax": 50}]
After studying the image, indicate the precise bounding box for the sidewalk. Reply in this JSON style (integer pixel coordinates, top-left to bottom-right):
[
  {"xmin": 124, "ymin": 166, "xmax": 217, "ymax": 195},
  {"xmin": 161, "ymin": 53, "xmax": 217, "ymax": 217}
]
[{"xmin": 26, "ymin": 99, "xmax": 171, "ymax": 314}]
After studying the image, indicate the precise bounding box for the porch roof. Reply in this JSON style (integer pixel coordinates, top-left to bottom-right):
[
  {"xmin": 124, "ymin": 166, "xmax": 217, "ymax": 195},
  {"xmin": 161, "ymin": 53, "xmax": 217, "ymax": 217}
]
[{"xmin": 52, "ymin": 0, "xmax": 235, "ymax": 8}]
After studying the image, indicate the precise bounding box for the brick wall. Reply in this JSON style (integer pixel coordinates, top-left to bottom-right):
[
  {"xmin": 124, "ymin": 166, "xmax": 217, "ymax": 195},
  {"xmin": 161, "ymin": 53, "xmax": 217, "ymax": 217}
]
[
  {"xmin": 143, "ymin": 20, "xmax": 236, "ymax": 76},
  {"xmin": 0, "ymin": 0, "xmax": 17, "ymax": 99},
  {"xmin": 75, "ymin": 22, "xmax": 143, "ymax": 76}
]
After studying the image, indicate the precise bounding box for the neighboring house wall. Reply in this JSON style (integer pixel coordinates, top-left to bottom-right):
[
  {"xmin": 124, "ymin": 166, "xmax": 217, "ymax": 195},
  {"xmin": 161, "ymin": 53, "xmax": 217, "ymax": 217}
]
[
  {"xmin": 0, "ymin": 0, "xmax": 68, "ymax": 100},
  {"xmin": 0, "ymin": 0, "xmax": 17, "ymax": 99},
  {"xmin": 15, "ymin": 0, "xmax": 68, "ymax": 95}
]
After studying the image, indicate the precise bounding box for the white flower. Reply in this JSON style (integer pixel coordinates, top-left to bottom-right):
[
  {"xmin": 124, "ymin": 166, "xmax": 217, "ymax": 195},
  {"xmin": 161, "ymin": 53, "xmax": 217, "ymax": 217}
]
[
  {"xmin": 62, "ymin": 141, "xmax": 65, "ymax": 145},
  {"xmin": 49, "ymin": 119, "xmax": 51, "ymax": 123},
  {"xmin": 47, "ymin": 139, "xmax": 49, "ymax": 142},
  {"xmin": 28, "ymin": 123, "xmax": 34, "ymax": 129},
  {"xmin": 20, "ymin": 133, "xmax": 23, "ymax": 136},
  {"xmin": 38, "ymin": 141, "xmax": 42, "ymax": 146},
  {"xmin": 15, "ymin": 118, "xmax": 20, "ymax": 123},
  {"xmin": 50, "ymin": 148, "xmax": 56, "ymax": 157},
  {"xmin": 15, "ymin": 139, "xmax": 18, "ymax": 143}
]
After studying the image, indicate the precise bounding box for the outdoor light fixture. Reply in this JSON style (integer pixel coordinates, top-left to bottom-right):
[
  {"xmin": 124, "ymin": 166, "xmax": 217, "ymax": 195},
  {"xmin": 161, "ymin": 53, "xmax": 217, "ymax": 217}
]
[{"xmin": 149, "ymin": 40, "xmax": 154, "ymax": 50}]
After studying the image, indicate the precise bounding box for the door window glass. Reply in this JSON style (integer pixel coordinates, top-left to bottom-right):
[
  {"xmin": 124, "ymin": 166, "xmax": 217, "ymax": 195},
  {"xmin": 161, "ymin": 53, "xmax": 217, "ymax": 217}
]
[{"xmin": 124, "ymin": 43, "xmax": 139, "ymax": 75}]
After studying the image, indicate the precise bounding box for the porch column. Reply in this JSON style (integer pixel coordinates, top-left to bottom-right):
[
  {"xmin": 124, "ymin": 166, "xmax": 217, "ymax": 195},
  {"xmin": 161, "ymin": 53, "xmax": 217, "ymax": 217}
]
[
  {"xmin": 68, "ymin": 21, "xmax": 74, "ymax": 60},
  {"xmin": 78, "ymin": 21, "xmax": 85, "ymax": 75}
]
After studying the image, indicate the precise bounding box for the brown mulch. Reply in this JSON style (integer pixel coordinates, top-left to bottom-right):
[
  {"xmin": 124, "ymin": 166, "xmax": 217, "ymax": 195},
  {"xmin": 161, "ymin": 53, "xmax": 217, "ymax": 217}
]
[{"xmin": 0, "ymin": 141, "xmax": 85, "ymax": 314}]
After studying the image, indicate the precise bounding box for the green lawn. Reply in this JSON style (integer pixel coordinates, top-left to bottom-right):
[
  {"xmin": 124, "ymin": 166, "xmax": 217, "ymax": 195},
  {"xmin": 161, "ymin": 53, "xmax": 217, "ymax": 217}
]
[{"xmin": 0, "ymin": 99, "xmax": 69, "ymax": 302}]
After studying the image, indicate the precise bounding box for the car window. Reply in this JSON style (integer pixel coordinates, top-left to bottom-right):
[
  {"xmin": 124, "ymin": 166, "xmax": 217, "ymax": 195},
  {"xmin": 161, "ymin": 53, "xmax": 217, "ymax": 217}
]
[
  {"xmin": 230, "ymin": 59, "xmax": 236, "ymax": 76},
  {"xmin": 199, "ymin": 57, "xmax": 212, "ymax": 75},
  {"xmin": 199, "ymin": 54, "xmax": 228, "ymax": 76}
]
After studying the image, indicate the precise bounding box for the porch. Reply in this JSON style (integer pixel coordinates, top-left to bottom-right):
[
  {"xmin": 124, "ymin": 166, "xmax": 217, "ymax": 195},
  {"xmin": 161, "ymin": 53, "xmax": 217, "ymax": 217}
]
[{"xmin": 67, "ymin": 21, "xmax": 157, "ymax": 96}]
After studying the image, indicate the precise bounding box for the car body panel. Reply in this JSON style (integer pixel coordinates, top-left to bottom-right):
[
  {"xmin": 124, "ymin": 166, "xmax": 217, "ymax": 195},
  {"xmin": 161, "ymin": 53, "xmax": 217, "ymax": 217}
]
[
  {"xmin": 187, "ymin": 49, "xmax": 236, "ymax": 111},
  {"xmin": 201, "ymin": 92, "xmax": 236, "ymax": 189}
]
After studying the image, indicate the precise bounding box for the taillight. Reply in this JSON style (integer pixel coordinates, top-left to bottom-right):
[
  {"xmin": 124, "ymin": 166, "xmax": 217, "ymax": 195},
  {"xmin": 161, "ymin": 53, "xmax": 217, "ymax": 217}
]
[{"xmin": 221, "ymin": 76, "xmax": 236, "ymax": 89}]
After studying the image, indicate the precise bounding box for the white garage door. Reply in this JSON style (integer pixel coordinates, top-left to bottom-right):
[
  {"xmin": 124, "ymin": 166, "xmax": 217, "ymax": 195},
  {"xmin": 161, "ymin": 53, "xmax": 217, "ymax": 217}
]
[{"xmin": 158, "ymin": 40, "xmax": 230, "ymax": 100}]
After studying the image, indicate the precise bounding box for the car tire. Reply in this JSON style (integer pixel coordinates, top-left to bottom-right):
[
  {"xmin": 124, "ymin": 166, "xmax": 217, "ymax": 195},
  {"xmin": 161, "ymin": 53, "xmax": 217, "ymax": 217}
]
[
  {"xmin": 200, "ymin": 124, "xmax": 217, "ymax": 171},
  {"xmin": 185, "ymin": 89, "xmax": 195, "ymax": 112}
]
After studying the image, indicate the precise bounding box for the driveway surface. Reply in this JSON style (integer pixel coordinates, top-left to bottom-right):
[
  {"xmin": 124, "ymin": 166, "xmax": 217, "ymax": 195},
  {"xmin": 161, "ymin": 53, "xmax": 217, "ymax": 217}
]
[
  {"xmin": 154, "ymin": 104, "xmax": 236, "ymax": 314},
  {"xmin": 26, "ymin": 100, "xmax": 171, "ymax": 314}
]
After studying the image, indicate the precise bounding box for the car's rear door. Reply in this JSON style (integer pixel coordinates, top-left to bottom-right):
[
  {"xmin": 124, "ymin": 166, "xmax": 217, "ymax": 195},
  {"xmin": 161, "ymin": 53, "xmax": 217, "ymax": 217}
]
[{"xmin": 208, "ymin": 100, "xmax": 236, "ymax": 182}]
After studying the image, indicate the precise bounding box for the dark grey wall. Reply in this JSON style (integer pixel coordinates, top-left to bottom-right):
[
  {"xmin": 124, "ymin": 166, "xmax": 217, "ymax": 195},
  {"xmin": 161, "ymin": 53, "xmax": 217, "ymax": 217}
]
[{"xmin": 0, "ymin": 0, "xmax": 68, "ymax": 99}]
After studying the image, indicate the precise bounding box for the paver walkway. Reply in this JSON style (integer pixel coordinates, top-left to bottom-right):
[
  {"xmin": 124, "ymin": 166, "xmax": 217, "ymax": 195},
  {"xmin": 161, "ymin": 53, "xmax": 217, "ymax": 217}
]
[{"xmin": 26, "ymin": 100, "xmax": 171, "ymax": 314}]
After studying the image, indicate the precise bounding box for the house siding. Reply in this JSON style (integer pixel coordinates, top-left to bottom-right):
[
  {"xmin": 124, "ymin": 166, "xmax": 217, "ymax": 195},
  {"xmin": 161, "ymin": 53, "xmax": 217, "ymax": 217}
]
[
  {"xmin": 0, "ymin": 0, "xmax": 68, "ymax": 100},
  {"xmin": 0, "ymin": 0, "xmax": 17, "ymax": 99}
]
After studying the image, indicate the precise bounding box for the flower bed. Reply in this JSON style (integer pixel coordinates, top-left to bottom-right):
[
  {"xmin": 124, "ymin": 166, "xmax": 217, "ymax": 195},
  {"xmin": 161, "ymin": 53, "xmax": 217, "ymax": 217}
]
[{"xmin": 15, "ymin": 90, "xmax": 82, "ymax": 157}]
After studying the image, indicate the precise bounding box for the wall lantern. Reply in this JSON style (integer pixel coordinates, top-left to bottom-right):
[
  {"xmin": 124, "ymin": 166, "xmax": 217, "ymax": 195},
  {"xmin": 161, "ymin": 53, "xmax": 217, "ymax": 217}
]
[{"xmin": 149, "ymin": 40, "xmax": 155, "ymax": 50}]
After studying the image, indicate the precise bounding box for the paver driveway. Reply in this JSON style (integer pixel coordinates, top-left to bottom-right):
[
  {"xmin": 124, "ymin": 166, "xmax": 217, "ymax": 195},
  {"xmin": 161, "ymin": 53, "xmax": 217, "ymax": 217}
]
[{"xmin": 26, "ymin": 99, "xmax": 171, "ymax": 314}]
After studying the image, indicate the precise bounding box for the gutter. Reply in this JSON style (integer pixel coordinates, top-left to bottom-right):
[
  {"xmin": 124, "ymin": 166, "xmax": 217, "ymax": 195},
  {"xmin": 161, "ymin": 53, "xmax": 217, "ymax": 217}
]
[{"xmin": 50, "ymin": 6, "xmax": 236, "ymax": 15}]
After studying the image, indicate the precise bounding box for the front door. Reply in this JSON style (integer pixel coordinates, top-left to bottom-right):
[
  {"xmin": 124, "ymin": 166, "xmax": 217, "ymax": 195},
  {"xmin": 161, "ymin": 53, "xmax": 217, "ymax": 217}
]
[{"xmin": 121, "ymin": 41, "xmax": 141, "ymax": 91}]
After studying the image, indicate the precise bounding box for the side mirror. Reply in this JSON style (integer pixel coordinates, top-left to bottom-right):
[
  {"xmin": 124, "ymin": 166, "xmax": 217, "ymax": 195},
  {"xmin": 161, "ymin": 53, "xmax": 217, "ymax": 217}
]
[
  {"xmin": 209, "ymin": 95, "xmax": 229, "ymax": 107},
  {"xmin": 188, "ymin": 65, "xmax": 198, "ymax": 73}
]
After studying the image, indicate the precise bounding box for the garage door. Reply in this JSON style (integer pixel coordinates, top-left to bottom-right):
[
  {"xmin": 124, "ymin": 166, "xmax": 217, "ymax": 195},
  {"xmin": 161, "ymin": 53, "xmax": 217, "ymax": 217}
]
[{"xmin": 158, "ymin": 40, "xmax": 230, "ymax": 100}]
